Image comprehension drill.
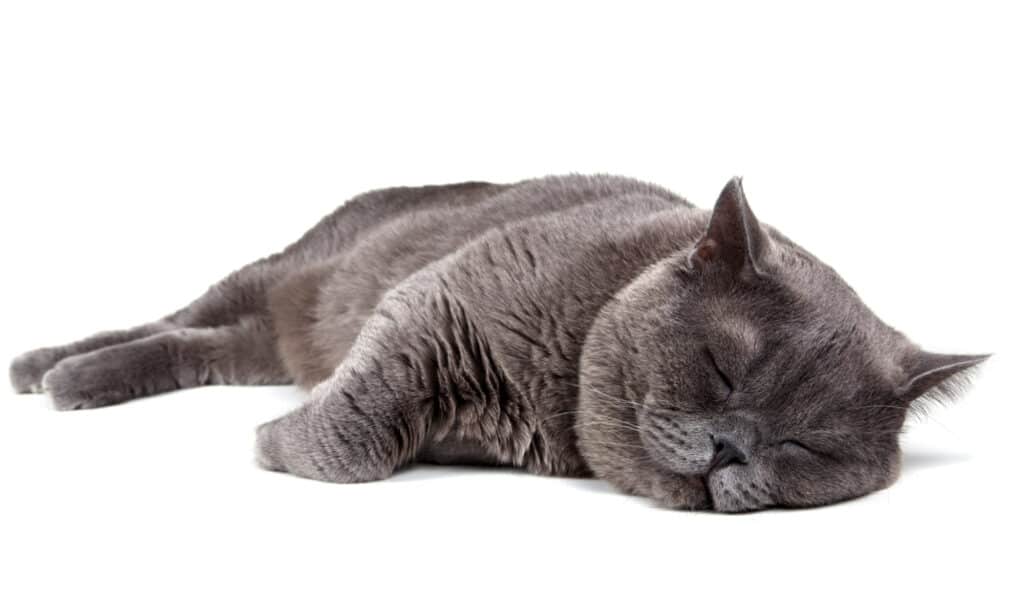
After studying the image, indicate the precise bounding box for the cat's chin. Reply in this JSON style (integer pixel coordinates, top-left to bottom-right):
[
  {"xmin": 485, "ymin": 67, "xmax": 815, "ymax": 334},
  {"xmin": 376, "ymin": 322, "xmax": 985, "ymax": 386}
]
[
  {"xmin": 703, "ymin": 466, "xmax": 776, "ymax": 513},
  {"xmin": 646, "ymin": 468, "xmax": 778, "ymax": 513}
]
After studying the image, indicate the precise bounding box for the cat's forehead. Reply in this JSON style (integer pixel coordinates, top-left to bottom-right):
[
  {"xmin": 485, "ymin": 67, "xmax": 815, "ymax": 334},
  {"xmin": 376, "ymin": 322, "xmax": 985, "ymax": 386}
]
[
  {"xmin": 707, "ymin": 308, "xmax": 762, "ymax": 354},
  {"xmin": 705, "ymin": 256, "xmax": 907, "ymax": 400}
]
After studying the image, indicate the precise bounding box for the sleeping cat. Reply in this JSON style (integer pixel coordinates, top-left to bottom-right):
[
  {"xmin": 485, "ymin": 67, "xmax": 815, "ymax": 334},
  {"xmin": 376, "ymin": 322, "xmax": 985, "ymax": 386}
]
[{"xmin": 9, "ymin": 175, "xmax": 987, "ymax": 512}]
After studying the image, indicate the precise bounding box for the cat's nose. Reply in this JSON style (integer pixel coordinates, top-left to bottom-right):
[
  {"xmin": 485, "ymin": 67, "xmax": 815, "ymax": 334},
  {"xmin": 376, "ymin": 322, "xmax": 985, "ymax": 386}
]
[{"xmin": 709, "ymin": 435, "xmax": 748, "ymax": 472}]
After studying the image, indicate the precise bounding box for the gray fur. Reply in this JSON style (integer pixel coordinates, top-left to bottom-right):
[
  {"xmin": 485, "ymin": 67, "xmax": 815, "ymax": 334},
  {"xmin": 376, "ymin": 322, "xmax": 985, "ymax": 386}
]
[{"xmin": 9, "ymin": 175, "xmax": 987, "ymax": 511}]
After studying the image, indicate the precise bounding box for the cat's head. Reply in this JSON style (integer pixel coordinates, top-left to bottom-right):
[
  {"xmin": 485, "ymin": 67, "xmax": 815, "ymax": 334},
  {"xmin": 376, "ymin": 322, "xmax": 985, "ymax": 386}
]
[{"xmin": 577, "ymin": 178, "xmax": 988, "ymax": 512}]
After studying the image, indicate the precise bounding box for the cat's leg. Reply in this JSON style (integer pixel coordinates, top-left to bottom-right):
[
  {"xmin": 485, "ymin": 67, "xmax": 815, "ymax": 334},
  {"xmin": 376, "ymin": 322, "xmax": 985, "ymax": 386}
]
[
  {"xmin": 10, "ymin": 322, "xmax": 176, "ymax": 393},
  {"xmin": 41, "ymin": 316, "xmax": 290, "ymax": 410},
  {"xmin": 254, "ymin": 271, "xmax": 481, "ymax": 483},
  {"xmin": 10, "ymin": 182, "xmax": 504, "ymax": 394},
  {"xmin": 10, "ymin": 259, "xmax": 277, "ymax": 394},
  {"xmin": 254, "ymin": 358, "xmax": 429, "ymax": 483}
]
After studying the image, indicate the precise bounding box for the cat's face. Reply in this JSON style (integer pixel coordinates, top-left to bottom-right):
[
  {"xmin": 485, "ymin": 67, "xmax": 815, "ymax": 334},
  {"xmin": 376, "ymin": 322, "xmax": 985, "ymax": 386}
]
[{"xmin": 577, "ymin": 179, "xmax": 987, "ymax": 512}]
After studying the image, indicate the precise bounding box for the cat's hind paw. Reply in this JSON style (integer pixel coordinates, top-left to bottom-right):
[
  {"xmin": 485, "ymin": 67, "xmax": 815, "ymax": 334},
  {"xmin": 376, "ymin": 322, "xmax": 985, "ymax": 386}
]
[
  {"xmin": 41, "ymin": 352, "xmax": 138, "ymax": 410},
  {"xmin": 9, "ymin": 347, "xmax": 64, "ymax": 394}
]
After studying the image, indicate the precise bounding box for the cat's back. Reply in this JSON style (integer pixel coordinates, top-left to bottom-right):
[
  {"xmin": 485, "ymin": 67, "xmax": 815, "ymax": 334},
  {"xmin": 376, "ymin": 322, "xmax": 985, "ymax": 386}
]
[
  {"xmin": 442, "ymin": 181, "xmax": 703, "ymax": 376},
  {"xmin": 313, "ymin": 173, "xmax": 689, "ymax": 299},
  {"xmin": 349, "ymin": 174, "xmax": 687, "ymax": 258},
  {"xmin": 335, "ymin": 174, "xmax": 694, "ymax": 319},
  {"xmin": 272, "ymin": 174, "xmax": 691, "ymax": 386}
]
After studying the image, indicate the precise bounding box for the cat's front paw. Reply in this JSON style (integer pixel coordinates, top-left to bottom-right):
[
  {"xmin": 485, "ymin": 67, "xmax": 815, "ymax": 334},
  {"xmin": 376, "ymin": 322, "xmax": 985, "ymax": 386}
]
[
  {"xmin": 253, "ymin": 404, "xmax": 376, "ymax": 483},
  {"xmin": 649, "ymin": 472, "xmax": 712, "ymax": 511},
  {"xmin": 255, "ymin": 420, "xmax": 287, "ymax": 473},
  {"xmin": 9, "ymin": 347, "xmax": 64, "ymax": 394}
]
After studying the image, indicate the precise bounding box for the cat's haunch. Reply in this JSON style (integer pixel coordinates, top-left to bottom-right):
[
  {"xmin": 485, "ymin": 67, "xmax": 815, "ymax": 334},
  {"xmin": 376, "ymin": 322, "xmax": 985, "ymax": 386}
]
[{"xmin": 10, "ymin": 175, "xmax": 988, "ymax": 511}]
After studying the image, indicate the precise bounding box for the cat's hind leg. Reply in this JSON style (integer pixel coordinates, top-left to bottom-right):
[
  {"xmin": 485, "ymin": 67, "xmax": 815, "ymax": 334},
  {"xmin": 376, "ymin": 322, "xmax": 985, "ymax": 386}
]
[
  {"xmin": 10, "ymin": 257, "xmax": 277, "ymax": 395},
  {"xmin": 41, "ymin": 316, "xmax": 290, "ymax": 410},
  {"xmin": 10, "ymin": 322, "xmax": 176, "ymax": 394}
]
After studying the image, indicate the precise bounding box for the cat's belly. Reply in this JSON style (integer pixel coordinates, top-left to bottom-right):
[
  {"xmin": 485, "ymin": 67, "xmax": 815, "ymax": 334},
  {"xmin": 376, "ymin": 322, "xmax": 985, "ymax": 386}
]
[
  {"xmin": 417, "ymin": 435, "xmax": 506, "ymax": 467},
  {"xmin": 417, "ymin": 428, "xmax": 592, "ymax": 478}
]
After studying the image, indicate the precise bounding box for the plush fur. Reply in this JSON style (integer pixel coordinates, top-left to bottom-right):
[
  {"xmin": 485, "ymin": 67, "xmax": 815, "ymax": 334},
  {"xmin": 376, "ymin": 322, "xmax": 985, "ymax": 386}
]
[{"xmin": 9, "ymin": 175, "xmax": 987, "ymax": 511}]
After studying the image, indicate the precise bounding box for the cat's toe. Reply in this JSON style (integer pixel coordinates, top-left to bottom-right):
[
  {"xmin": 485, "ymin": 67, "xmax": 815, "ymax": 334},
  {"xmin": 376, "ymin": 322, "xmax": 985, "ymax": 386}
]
[
  {"xmin": 9, "ymin": 348, "xmax": 63, "ymax": 394},
  {"xmin": 255, "ymin": 421, "xmax": 286, "ymax": 472}
]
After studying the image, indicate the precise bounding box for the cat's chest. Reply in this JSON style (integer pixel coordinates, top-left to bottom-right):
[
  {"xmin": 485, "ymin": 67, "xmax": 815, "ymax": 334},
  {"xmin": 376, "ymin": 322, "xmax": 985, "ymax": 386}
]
[
  {"xmin": 431, "ymin": 244, "xmax": 663, "ymax": 473},
  {"xmin": 423, "ymin": 288, "xmax": 593, "ymax": 475}
]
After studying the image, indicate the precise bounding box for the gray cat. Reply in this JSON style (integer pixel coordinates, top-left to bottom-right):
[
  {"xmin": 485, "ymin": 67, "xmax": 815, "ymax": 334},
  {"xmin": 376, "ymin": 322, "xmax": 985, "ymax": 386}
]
[{"xmin": 9, "ymin": 175, "xmax": 987, "ymax": 511}]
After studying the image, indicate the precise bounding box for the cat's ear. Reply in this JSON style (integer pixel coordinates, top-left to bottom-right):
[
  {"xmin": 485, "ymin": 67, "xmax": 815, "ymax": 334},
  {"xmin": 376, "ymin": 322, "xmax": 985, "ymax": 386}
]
[
  {"xmin": 897, "ymin": 351, "xmax": 990, "ymax": 403},
  {"xmin": 691, "ymin": 177, "xmax": 770, "ymax": 274}
]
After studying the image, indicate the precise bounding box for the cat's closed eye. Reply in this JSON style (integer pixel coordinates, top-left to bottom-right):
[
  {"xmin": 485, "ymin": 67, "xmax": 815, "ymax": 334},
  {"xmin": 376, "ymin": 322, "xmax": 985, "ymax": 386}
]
[
  {"xmin": 779, "ymin": 439, "xmax": 814, "ymax": 453},
  {"xmin": 703, "ymin": 347, "xmax": 734, "ymax": 395},
  {"xmin": 778, "ymin": 439, "xmax": 838, "ymax": 462}
]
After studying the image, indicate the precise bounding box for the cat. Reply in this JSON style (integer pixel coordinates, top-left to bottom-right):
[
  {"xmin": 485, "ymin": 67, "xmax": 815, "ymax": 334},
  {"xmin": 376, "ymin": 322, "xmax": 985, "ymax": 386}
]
[{"xmin": 9, "ymin": 175, "xmax": 988, "ymax": 512}]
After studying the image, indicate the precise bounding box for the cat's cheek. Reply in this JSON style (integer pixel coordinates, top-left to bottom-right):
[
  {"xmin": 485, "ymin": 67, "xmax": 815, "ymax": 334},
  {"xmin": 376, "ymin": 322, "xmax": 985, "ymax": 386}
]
[
  {"xmin": 648, "ymin": 472, "xmax": 711, "ymax": 511},
  {"xmin": 636, "ymin": 410, "xmax": 714, "ymax": 474}
]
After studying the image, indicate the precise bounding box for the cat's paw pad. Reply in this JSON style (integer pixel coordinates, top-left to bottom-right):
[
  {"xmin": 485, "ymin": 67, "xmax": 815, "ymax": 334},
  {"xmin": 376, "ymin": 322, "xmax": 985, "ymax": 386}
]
[
  {"xmin": 9, "ymin": 348, "xmax": 64, "ymax": 394},
  {"xmin": 41, "ymin": 354, "xmax": 131, "ymax": 411}
]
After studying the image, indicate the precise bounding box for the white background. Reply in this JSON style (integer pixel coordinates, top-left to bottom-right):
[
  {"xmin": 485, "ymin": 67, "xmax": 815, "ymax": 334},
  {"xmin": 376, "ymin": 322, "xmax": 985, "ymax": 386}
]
[{"xmin": 1, "ymin": 1, "xmax": 1020, "ymax": 612}]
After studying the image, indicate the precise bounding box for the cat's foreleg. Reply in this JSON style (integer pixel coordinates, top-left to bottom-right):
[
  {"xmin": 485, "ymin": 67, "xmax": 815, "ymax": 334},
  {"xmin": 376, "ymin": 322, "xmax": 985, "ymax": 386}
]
[
  {"xmin": 41, "ymin": 316, "xmax": 290, "ymax": 410},
  {"xmin": 254, "ymin": 277, "xmax": 458, "ymax": 483},
  {"xmin": 254, "ymin": 357, "xmax": 430, "ymax": 483}
]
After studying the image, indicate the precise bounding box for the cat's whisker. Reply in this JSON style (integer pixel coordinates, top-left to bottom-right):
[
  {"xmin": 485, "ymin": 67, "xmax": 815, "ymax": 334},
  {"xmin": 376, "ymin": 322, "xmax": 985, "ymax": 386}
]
[
  {"xmin": 568, "ymin": 382, "xmax": 677, "ymax": 413},
  {"xmin": 577, "ymin": 436, "xmax": 649, "ymax": 452},
  {"xmin": 539, "ymin": 407, "xmax": 646, "ymax": 438},
  {"xmin": 546, "ymin": 412, "xmax": 645, "ymax": 434},
  {"xmin": 847, "ymin": 404, "xmax": 910, "ymax": 412},
  {"xmin": 539, "ymin": 409, "xmax": 582, "ymax": 423},
  {"xmin": 572, "ymin": 419, "xmax": 644, "ymax": 434}
]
